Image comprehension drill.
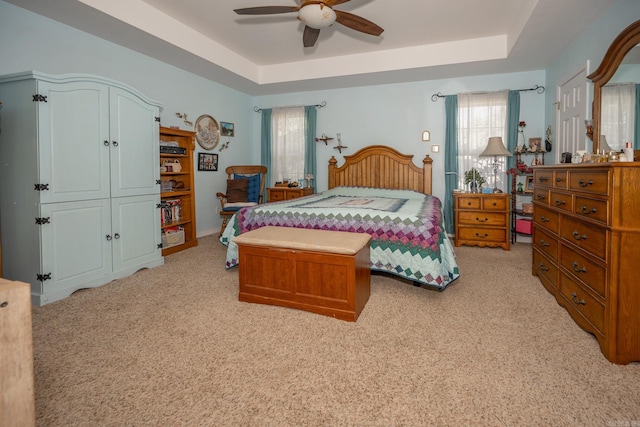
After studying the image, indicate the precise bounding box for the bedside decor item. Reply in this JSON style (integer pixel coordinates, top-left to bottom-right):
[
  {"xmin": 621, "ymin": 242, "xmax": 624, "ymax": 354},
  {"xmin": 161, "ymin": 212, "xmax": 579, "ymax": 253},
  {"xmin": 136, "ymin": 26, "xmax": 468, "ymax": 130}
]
[
  {"xmin": 464, "ymin": 168, "xmax": 485, "ymax": 193},
  {"xmin": 479, "ymin": 136, "xmax": 512, "ymax": 193},
  {"xmin": 194, "ymin": 114, "xmax": 220, "ymax": 150}
]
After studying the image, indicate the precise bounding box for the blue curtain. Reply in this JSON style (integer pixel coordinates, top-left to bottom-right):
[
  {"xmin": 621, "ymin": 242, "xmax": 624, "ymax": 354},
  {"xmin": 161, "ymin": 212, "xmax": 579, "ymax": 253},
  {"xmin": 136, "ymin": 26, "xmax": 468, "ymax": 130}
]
[
  {"xmin": 635, "ymin": 84, "xmax": 640, "ymax": 149},
  {"xmin": 444, "ymin": 95, "xmax": 458, "ymax": 235},
  {"xmin": 506, "ymin": 90, "xmax": 520, "ymax": 192},
  {"xmin": 304, "ymin": 105, "xmax": 318, "ymax": 184},
  {"xmin": 260, "ymin": 108, "xmax": 272, "ymax": 200}
]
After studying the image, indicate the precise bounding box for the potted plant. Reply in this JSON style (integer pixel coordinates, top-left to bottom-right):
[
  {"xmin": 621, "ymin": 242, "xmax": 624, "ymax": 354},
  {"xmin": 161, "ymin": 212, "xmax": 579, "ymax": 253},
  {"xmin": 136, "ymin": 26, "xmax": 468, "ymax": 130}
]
[{"xmin": 464, "ymin": 168, "xmax": 486, "ymax": 192}]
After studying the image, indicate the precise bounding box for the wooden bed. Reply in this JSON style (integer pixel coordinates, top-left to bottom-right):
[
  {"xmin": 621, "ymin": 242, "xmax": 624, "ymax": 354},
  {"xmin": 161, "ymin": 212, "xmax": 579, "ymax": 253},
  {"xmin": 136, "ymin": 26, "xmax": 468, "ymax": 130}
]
[
  {"xmin": 221, "ymin": 145, "xmax": 459, "ymax": 290},
  {"xmin": 328, "ymin": 145, "xmax": 433, "ymax": 195}
]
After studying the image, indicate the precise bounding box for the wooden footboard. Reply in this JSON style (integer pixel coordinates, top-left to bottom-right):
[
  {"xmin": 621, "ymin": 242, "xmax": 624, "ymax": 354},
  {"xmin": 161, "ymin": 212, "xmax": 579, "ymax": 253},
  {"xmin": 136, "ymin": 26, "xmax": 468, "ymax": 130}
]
[{"xmin": 328, "ymin": 145, "xmax": 433, "ymax": 195}]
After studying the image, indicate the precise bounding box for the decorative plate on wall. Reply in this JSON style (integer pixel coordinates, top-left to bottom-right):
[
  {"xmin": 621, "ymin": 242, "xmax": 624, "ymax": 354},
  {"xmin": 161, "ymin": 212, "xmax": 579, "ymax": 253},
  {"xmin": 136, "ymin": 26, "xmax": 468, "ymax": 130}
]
[{"xmin": 194, "ymin": 114, "xmax": 220, "ymax": 150}]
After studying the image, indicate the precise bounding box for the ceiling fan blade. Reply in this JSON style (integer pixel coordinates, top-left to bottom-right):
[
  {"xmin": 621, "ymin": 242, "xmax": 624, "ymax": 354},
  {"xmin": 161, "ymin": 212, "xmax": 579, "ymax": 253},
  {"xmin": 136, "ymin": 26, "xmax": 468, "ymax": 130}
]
[
  {"xmin": 303, "ymin": 25, "xmax": 321, "ymax": 47},
  {"xmin": 234, "ymin": 6, "xmax": 299, "ymax": 15},
  {"xmin": 328, "ymin": 0, "xmax": 351, "ymax": 5},
  {"xmin": 334, "ymin": 10, "xmax": 383, "ymax": 36}
]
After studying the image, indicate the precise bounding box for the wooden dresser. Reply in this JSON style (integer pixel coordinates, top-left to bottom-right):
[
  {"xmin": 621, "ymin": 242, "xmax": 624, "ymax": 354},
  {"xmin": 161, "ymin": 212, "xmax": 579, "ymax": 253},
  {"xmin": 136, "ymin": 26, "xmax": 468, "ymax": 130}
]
[
  {"xmin": 532, "ymin": 163, "xmax": 640, "ymax": 364},
  {"xmin": 453, "ymin": 192, "xmax": 510, "ymax": 250}
]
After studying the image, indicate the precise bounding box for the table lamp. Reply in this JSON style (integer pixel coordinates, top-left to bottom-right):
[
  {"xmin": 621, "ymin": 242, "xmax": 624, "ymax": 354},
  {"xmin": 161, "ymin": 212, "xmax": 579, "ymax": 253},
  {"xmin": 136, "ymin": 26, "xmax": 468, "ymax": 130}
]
[{"xmin": 479, "ymin": 136, "xmax": 512, "ymax": 193}]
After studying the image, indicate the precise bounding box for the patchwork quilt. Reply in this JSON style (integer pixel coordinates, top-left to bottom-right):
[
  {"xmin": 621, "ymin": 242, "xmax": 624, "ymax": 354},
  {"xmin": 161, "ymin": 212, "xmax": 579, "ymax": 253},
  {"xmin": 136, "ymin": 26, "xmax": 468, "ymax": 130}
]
[{"xmin": 220, "ymin": 186, "xmax": 460, "ymax": 290}]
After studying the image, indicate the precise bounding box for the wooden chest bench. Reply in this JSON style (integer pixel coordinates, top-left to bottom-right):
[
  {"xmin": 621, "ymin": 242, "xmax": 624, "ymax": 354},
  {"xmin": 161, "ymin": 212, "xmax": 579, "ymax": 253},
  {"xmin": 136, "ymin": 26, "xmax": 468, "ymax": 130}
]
[{"xmin": 233, "ymin": 227, "xmax": 371, "ymax": 322}]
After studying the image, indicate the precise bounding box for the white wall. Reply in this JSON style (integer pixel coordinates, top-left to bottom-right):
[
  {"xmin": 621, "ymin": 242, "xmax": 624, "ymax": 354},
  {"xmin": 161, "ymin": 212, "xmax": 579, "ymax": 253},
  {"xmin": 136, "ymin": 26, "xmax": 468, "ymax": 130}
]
[
  {"xmin": 2, "ymin": 0, "xmax": 636, "ymax": 236},
  {"xmin": 544, "ymin": 0, "xmax": 640, "ymax": 160},
  {"xmin": 255, "ymin": 71, "xmax": 546, "ymax": 203},
  {"xmin": 0, "ymin": 0, "xmax": 254, "ymax": 237}
]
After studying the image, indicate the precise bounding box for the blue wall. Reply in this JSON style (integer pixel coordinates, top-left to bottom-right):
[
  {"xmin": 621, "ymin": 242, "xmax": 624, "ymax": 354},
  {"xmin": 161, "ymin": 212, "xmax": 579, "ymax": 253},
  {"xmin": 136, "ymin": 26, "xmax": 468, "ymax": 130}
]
[{"xmin": 1, "ymin": 0, "xmax": 636, "ymax": 236}]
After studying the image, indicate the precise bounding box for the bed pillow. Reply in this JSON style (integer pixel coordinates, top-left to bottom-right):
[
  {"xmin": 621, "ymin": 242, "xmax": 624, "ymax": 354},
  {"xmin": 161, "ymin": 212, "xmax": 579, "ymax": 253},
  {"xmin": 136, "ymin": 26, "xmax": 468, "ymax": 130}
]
[
  {"xmin": 226, "ymin": 179, "xmax": 249, "ymax": 203},
  {"xmin": 234, "ymin": 173, "xmax": 261, "ymax": 203}
]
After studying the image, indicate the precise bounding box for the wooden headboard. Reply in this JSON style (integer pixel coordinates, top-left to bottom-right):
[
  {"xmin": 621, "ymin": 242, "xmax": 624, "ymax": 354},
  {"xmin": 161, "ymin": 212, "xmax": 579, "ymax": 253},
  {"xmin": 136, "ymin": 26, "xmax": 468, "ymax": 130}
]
[{"xmin": 328, "ymin": 145, "xmax": 433, "ymax": 195}]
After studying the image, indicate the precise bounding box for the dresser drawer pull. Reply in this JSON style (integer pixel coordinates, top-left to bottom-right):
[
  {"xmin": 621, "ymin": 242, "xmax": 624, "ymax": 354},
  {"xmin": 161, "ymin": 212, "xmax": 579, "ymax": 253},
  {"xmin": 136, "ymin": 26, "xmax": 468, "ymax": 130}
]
[
  {"xmin": 474, "ymin": 233, "xmax": 489, "ymax": 238},
  {"xmin": 578, "ymin": 179, "xmax": 593, "ymax": 188},
  {"xmin": 572, "ymin": 231, "xmax": 587, "ymax": 241},
  {"xmin": 572, "ymin": 261, "xmax": 587, "ymax": 273},
  {"xmin": 580, "ymin": 206, "xmax": 597, "ymax": 215},
  {"xmin": 538, "ymin": 263, "xmax": 549, "ymax": 272},
  {"xmin": 540, "ymin": 240, "xmax": 550, "ymax": 247},
  {"xmin": 556, "ymin": 177, "xmax": 563, "ymax": 183},
  {"xmin": 475, "ymin": 217, "xmax": 488, "ymax": 222},
  {"xmin": 554, "ymin": 199, "xmax": 566, "ymax": 206},
  {"xmin": 536, "ymin": 194, "xmax": 546, "ymax": 200},
  {"xmin": 571, "ymin": 292, "xmax": 586, "ymax": 305},
  {"xmin": 540, "ymin": 216, "xmax": 550, "ymax": 223},
  {"xmin": 538, "ymin": 176, "xmax": 549, "ymax": 182}
]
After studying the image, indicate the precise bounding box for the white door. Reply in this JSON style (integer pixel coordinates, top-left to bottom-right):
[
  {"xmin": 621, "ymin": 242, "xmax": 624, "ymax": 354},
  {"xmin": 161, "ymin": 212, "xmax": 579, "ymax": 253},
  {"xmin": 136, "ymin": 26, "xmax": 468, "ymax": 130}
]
[
  {"xmin": 37, "ymin": 81, "xmax": 111, "ymax": 203},
  {"xmin": 557, "ymin": 65, "xmax": 590, "ymax": 162},
  {"xmin": 109, "ymin": 87, "xmax": 160, "ymax": 198},
  {"xmin": 40, "ymin": 199, "xmax": 112, "ymax": 294},
  {"xmin": 111, "ymin": 194, "xmax": 162, "ymax": 273}
]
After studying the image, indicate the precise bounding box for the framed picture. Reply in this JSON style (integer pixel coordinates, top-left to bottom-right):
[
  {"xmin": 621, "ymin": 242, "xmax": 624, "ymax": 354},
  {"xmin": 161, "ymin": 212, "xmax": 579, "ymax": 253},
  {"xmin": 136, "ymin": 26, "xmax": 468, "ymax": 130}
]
[
  {"xmin": 529, "ymin": 137, "xmax": 542, "ymax": 152},
  {"xmin": 194, "ymin": 115, "xmax": 220, "ymax": 150},
  {"xmin": 198, "ymin": 153, "xmax": 218, "ymax": 171},
  {"xmin": 221, "ymin": 121, "xmax": 234, "ymax": 137},
  {"xmin": 525, "ymin": 175, "xmax": 535, "ymax": 193}
]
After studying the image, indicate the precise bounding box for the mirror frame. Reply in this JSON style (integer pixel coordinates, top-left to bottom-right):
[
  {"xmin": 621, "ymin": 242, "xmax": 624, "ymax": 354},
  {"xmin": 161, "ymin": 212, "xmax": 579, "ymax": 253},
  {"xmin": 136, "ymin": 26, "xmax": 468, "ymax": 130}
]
[{"xmin": 588, "ymin": 19, "xmax": 640, "ymax": 154}]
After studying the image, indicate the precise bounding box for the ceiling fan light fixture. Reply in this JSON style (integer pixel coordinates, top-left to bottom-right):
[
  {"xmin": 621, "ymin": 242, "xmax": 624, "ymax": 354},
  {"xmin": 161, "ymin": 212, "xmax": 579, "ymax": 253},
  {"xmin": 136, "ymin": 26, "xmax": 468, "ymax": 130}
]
[{"xmin": 298, "ymin": 4, "xmax": 337, "ymax": 29}]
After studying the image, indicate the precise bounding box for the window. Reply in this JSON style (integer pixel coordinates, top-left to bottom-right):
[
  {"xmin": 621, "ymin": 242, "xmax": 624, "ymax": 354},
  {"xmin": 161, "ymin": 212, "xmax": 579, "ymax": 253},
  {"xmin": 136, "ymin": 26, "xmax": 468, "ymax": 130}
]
[
  {"xmin": 457, "ymin": 91, "xmax": 508, "ymax": 191},
  {"xmin": 271, "ymin": 106, "xmax": 306, "ymax": 183}
]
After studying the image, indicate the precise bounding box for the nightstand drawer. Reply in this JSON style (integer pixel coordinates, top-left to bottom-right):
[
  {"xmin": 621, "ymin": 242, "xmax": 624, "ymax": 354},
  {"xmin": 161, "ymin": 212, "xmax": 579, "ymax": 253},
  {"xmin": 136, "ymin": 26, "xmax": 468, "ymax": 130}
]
[
  {"xmin": 457, "ymin": 211, "xmax": 507, "ymax": 227},
  {"xmin": 482, "ymin": 196, "xmax": 508, "ymax": 211},
  {"xmin": 456, "ymin": 197, "xmax": 481, "ymax": 209},
  {"xmin": 269, "ymin": 189, "xmax": 285, "ymax": 201},
  {"xmin": 457, "ymin": 227, "xmax": 507, "ymax": 243}
]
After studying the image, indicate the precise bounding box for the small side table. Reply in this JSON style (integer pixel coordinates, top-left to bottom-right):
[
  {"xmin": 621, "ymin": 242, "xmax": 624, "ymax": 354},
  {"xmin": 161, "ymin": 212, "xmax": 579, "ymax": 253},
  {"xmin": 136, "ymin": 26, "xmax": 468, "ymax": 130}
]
[
  {"xmin": 453, "ymin": 192, "xmax": 510, "ymax": 250},
  {"xmin": 268, "ymin": 187, "xmax": 314, "ymax": 202}
]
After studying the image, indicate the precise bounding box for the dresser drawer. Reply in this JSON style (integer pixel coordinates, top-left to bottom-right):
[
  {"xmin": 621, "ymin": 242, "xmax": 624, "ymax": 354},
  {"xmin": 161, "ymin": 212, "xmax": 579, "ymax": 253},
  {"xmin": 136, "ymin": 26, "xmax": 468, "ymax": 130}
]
[
  {"xmin": 569, "ymin": 170, "xmax": 609, "ymax": 196},
  {"xmin": 553, "ymin": 170, "xmax": 568, "ymax": 189},
  {"xmin": 559, "ymin": 243, "xmax": 606, "ymax": 298},
  {"xmin": 574, "ymin": 196, "xmax": 608, "ymax": 225},
  {"xmin": 458, "ymin": 211, "xmax": 507, "ymax": 227},
  {"xmin": 534, "ymin": 170, "xmax": 554, "ymax": 187},
  {"xmin": 559, "ymin": 272, "xmax": 605, "ymax": 336},
  {"xmin": 533, "ymin": 205, "xmax": 559, "ymax": 234},
  {"xmin": 457, "ymin": 227, "xmax": 507, "ymax": 243},
  {"xmin": 482, "ymin": 197, "xmax": 508, "ymax": 211},
  {"xmin": 559, "ymin": 217, "xmax": 607, "ymax": 261},
  {"xmin": 533, "ymin": 227, "xmax": 558, "ymax": 261},
  {"xmin": 533, "ymin": 248, "xmax": 558, "ymax": 290},
  {"xmin": 533, "ymin": 188, "xmax": 549, "ymax": 205},
  {"xmin": 549, "ymin": 191, "xmax": 572, "ymax": 213},
  {"xmin": 456, "ymin": 197, "xmax": 481, "ymax": 209}
]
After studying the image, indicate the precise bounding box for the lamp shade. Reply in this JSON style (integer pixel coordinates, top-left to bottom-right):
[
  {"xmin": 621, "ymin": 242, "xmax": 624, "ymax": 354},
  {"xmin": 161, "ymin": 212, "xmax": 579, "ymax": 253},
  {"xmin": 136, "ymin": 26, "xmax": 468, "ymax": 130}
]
[{"xmin": 479, "ymin": 136, "xmax": 512, "ymax": 157}]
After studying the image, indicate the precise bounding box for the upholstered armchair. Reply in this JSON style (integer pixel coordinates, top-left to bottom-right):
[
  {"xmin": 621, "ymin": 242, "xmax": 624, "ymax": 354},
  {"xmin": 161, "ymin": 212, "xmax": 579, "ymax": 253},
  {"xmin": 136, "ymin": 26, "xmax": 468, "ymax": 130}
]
[{"xmin": 216, "ymin": 165, "xmax": 267, "ymax": 236}]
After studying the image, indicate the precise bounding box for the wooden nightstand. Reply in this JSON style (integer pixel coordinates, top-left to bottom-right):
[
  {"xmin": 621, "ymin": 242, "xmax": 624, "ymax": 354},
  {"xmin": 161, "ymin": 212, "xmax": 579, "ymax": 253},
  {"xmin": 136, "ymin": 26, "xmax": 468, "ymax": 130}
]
[
  {"xmin": 268, "ymin": 187, "xmax": 314, "ymax": 202},
  {"xmin": 453, "ymin": 192, "xmax": 510, "ymax": 250}
]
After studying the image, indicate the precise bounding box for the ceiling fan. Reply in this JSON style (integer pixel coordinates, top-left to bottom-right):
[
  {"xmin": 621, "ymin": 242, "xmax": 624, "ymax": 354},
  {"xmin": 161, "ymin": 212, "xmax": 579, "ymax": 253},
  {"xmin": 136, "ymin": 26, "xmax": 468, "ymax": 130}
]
[{"xmin": 234, "ymin": 0, "xmax": 384, "ymax": 48}]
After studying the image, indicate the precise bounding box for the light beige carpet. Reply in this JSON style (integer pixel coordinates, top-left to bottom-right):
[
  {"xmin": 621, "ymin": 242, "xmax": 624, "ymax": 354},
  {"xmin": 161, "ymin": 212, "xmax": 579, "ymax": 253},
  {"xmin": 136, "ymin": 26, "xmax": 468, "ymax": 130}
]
[{"xmin": 32, "ymin": 236, "xmax": 640, "ymax": 426}]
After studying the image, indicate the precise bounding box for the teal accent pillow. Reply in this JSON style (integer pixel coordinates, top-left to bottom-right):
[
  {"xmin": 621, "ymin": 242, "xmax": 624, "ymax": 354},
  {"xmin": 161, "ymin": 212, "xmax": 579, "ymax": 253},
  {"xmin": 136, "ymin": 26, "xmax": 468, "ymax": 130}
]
[{"xmin": 234, "ymin": 173, "xmax": 261, "ymax": 203}]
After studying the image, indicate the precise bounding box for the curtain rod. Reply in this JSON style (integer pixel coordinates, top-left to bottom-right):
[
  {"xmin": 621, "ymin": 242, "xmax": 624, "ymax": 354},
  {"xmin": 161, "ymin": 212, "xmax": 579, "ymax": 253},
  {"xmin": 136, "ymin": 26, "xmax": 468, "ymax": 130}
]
[
  {"xmin": 430, "ymin": 85, "xmax": 545, "ymax": 102},
  {"xmin": 253, "ymin": 101, "xmax": 327, "ymax": 113}
]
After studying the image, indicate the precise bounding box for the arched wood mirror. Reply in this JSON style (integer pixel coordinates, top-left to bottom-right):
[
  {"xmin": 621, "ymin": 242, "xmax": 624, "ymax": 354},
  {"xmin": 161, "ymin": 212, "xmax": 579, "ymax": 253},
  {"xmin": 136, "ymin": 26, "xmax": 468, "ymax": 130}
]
[{"xmin": 588, "ymin": 19, "xmax": 640, "ymax": 156}]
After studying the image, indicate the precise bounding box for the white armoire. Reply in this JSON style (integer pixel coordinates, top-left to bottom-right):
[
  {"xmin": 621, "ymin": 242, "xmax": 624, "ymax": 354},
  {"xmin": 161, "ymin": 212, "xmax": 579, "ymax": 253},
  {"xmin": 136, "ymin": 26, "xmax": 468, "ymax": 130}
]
[{"xmin": 0, "ymin": 71, "xmax": 163, "ymax": 305}]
